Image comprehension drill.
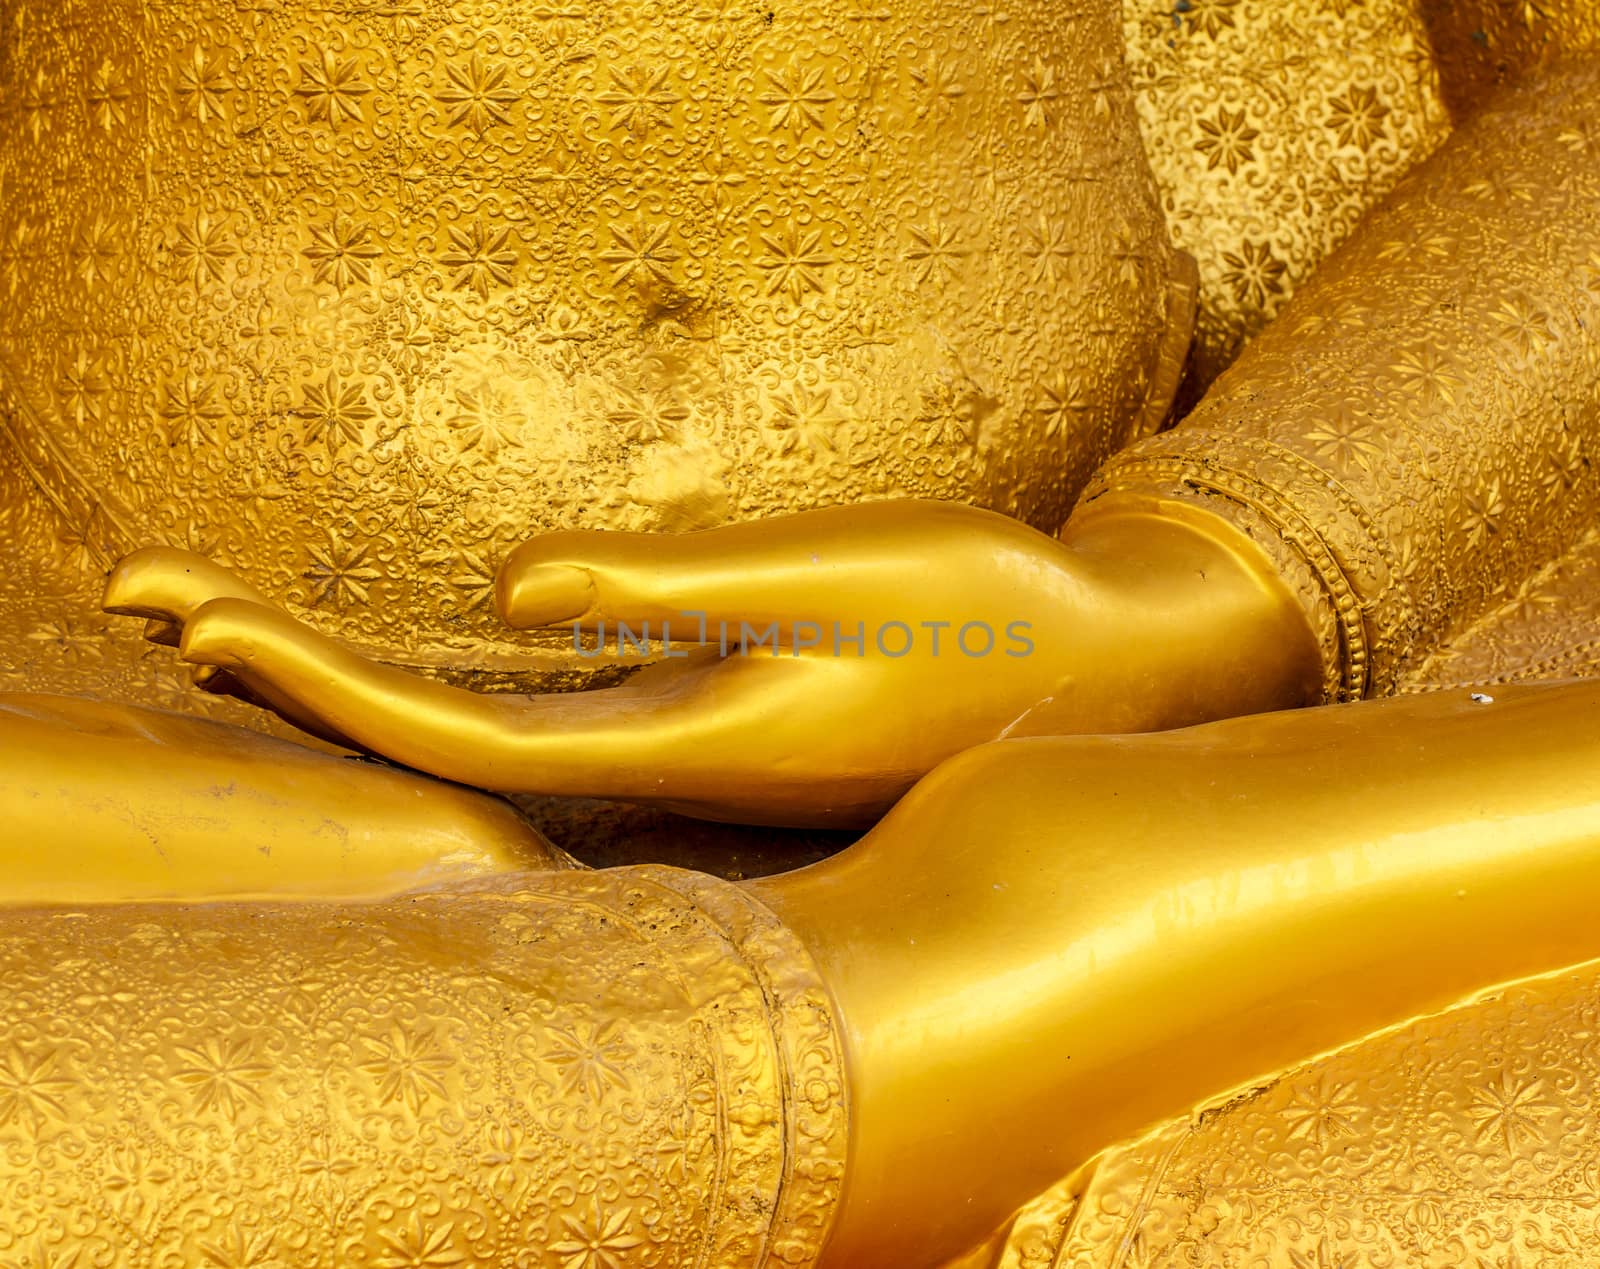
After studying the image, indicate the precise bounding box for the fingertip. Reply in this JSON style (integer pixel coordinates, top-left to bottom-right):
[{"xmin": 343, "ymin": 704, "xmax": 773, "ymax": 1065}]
[
  {"xmin": 177, "ymin": 597, "xmax": 255, "ymax": 668},
  {"xmin": 177, "ymin": 641, "xmax": 240, "ymax": 671},
  {"xmin": 101, "ymin": 546, "xmax": 173, "ymax": 616},
  {"xmin": 102, "ymin": 545, "xmax": 217, "ymax": 618},
  {"xmin": 496, "ymin": 561, "xmax": 595, "ymax": 628},
  {"xmin": 143, "ymin": 617, "xmax": 182, "ymax": 647},
  {"xmin": 190, "ymin": 663, "xmax": 226, "ymax": 691}
]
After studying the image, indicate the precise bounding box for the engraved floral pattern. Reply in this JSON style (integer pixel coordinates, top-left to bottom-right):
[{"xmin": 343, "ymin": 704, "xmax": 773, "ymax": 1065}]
[
  {"xmin": 1122, "ymin": 0, "xmax": 1450, "ymax": 390},
  {"xmin": 0, "ymin": 0, "xmax": 1174, "ymax": 686},
  {"xmin": 1086, "ymin": 60, "xmax": 1600, "ymax": 701},
  {"xmin": 0, "ymin": 869, "xmax": 847, "ymax": 1268},
  {"xmin": 1005, "ymin": 960, "xmax": 1600, "ymax": 1269}
]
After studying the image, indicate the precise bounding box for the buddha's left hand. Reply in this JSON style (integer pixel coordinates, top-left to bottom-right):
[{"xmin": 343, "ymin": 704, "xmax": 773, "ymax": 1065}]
[{"xmin": 103, "ymin": 500, "xmax": 1318, "ymax": 826}]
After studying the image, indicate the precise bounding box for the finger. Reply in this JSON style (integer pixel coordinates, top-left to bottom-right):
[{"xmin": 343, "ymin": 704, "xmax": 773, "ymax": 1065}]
[
  {"xmin": 190, "ymin": 664, "xmax": 239, "ymax": 694},
  {"xmin": 191, "ymin": 664, "xmax": 360, "ymax": 752},
  {"xmin": 103, "ymin": 546, "xmax": 276, "ymax": 625},
  {"xmin": 495, "ymin": 499, "xmax": 1054, "ymax": 632},
  {"xmin": 144, "ymin": 618, "xmax": 182, "ymax": 647},
  {"xmin": 179, "ymin": 597, "xmax": 910, "ymax": 825}
]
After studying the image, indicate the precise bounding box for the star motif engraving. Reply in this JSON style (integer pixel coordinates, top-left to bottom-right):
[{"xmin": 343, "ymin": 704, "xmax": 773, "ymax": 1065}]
[
  {"xmin": 198, "ymin": 1227, "xmax": 276, "ymax": 1268},
  {"xmin": 161, "ymin": 375, "xmax": 227, "ymax": 447},
  {"xmin": 904, "ymin": 218, "xmax": 965, "ymax": 284},
  {"xmin": 1458, "ymin": 478, "xmax": 1506, "ymax": 549},
  {"xmin": 447, "ymin": 384, "xmax": 525, "ymax": 455},
  {"xmin": 0, "ymin": 1045, "xmax": 74, "ymax": 1129},
  {"xmin": 909, "ymin": 58, "xmax": 964, "ymax": 117},
  {"xmin": 1389, "ymin": 345, "xmax": 1463, "ymax": 407},
  {"xmin": 71, "ymin": 215, "xmax": 120, "ymax": 287},
  {"xmin": 757, "ymin": 223, "xmax": 832, "ymax": 301},
  {"xmin": 292, "ymin": 372, "xmax": 375, "ymax": 456},
  {"xmin": 360, "ymin": 1026, "xmax": 453, "ymax": 1111},
  {"xmin": 1281, "ymin": 1076, "xmax": 1361, "ymax": 1146},
  {"xmin": 598, "ymin": 222, "xmax": 679, "ymax": 286},
  {"xmin": 1023, "ymin": 213, "xmax": 1077, "ymax": 286},
  {"xmin": 436, "ymin": 52, "xmax": 519, "ymax": 135},
  {"xmin": 545, "ymin": 1021, "xmax": 632, "ymax": 1100},
  {"xmin": 1177, "ymin": 0, "xmax": 1240, "ymax": 38},
  {"xmin": 295, "ymin": 49, "xmax": 373, "ymax": 127},
  {"xmin": 1036, "ymin": 372, "xmax": 1093, "ymax": 439},
  {"xmin": 1492, "ymin": 294, "xmax": 1556, "ymax": 359},
  {"xmin": 27, "ymin": 617, "xmax": 107, "ymax": 667},
  {"xmin": 444, "ymin": 548, "xmax": 499, "ymax": 610},
  {"xmin": 1327, "ymin": 85, "xmax": 1388, "ymax": 149},
  {"xmin": 175, "ymin": 45, "xmax": 234, "ymax": 123},
  {"xmin": 1016, "ymin": 56, "xmax": 1061, "ymax": 128},
  {"xmin": 302, "ymin": 537, "xmax": 384, "ymax": 608},
  {"xmin": 87, "ymin": 57, "xmax": 131, "ymax": 130},
  {"xmin": 1305, "ymin": 406, "xmax": 1384, "ymax": 470},
  {"xmin": 1469, "ymin": 1073, "xmax": 1552, "ymax": 1151},
  {"xmin": 6, "ymin": 1235, "xmax": 84, "ymax": 1269},
  {"xmin": 170, "ymin": 1037, "xmax": 271, "ymax": 1118},
  {"xmin": 607, "ymin": 388, "xmax": 691, "ymax": 444},
  {"xmin": 18, "ymin": 66, "xmax": 56, "ymax": 144},
  {"xmin": 169, "ymin": 211, "xmax": 237, "ymax": 288},
  {"xmin": 1195, "ymin": 106, "xmax": 1260, "ymax": 174},
  {"xmin": 1220, "ymin": 239, "xmax": 1287, "ymax": 306},
  {"xmin": 551, "ymin": 1201, "xmax": 643, "ymax": 1269},
  {"xmin": 758, "ymin": 63, "xmax": 835, "ymax": 135},
  {"xmin": 440, "ymin": 219, "xmax": 517, "ymax": 297},
  {"xmin": 376, "ymin": 1218, "xmax": 464, "ymax": 1269},
  {"xmin": 56, "ymin": 349, "xmax": 108, "ymax": 426},
  {"xmin": 303, "ymin": 215, "xmax": 382, "ymax": 290},
  {"xmin": 769, "ymin": 385, "xmax": 840, "ymax": 456},
  {"xmin": 596, "ymin": 64, "xmax": 677, "ymax": 138}
]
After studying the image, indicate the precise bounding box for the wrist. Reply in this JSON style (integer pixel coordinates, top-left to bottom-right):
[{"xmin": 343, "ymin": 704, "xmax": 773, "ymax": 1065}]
[{"xmin": 1061, "ymin": 497, "xmax": 1324, "ymax": 722}]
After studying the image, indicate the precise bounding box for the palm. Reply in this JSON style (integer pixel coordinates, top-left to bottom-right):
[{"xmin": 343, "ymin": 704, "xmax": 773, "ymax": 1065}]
[{"xmin": 105, "ymin": 501, "xmax": 1098, "ymax": 826}]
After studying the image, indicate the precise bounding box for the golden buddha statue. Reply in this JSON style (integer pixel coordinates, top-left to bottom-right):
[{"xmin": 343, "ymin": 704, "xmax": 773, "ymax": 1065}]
[{"xmin": 7, "ymin": 0, "xmax": 1600, "ymax": 1265}]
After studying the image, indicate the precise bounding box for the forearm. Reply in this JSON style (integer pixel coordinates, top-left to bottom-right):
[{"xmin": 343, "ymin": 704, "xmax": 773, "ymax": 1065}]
[
  {"xmin": 0, "ymin": 692, "xmax": 571, "ymax": 902},
  {"xmin": 1080, "ymin": 57, "xmax": 1600, "ymax": 699},
  {"xmin": 759, "ymin": 680, "xmax": 1600, "ymax": 1265}
]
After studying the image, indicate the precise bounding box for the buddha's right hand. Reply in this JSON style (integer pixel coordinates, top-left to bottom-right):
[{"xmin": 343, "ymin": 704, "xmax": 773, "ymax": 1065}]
[{"xmin": 103, "ymin": 500, "xmax": 1320, "ymax": 826}]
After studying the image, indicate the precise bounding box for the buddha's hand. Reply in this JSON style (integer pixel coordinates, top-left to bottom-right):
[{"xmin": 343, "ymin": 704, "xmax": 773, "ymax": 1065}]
[{"xmin": 103, "ymin": 500, "xmax": 1317, "ymax": 826}]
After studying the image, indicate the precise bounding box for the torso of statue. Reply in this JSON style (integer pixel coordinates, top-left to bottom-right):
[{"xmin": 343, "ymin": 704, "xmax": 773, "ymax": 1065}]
[
  {"xmin": 0, "ymin": 0, "xmax": 1185, "ymax": 676},
  {"xmin": 0, "ymin": 0, "xmax": 1462, "ymax": 687}
]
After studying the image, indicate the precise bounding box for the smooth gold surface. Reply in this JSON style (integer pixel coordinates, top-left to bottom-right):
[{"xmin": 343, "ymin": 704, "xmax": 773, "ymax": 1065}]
[
  {"xmin": 99, "ymin": 503, "xmax": 1319, "ymax": 826},
  {"xmin": 762, "ymin": 681, "xmax": 1600, "ymax": 1264},
  {"xmin": 0, "ymin": 692, "xmax": 571, "ymax": 903}
]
